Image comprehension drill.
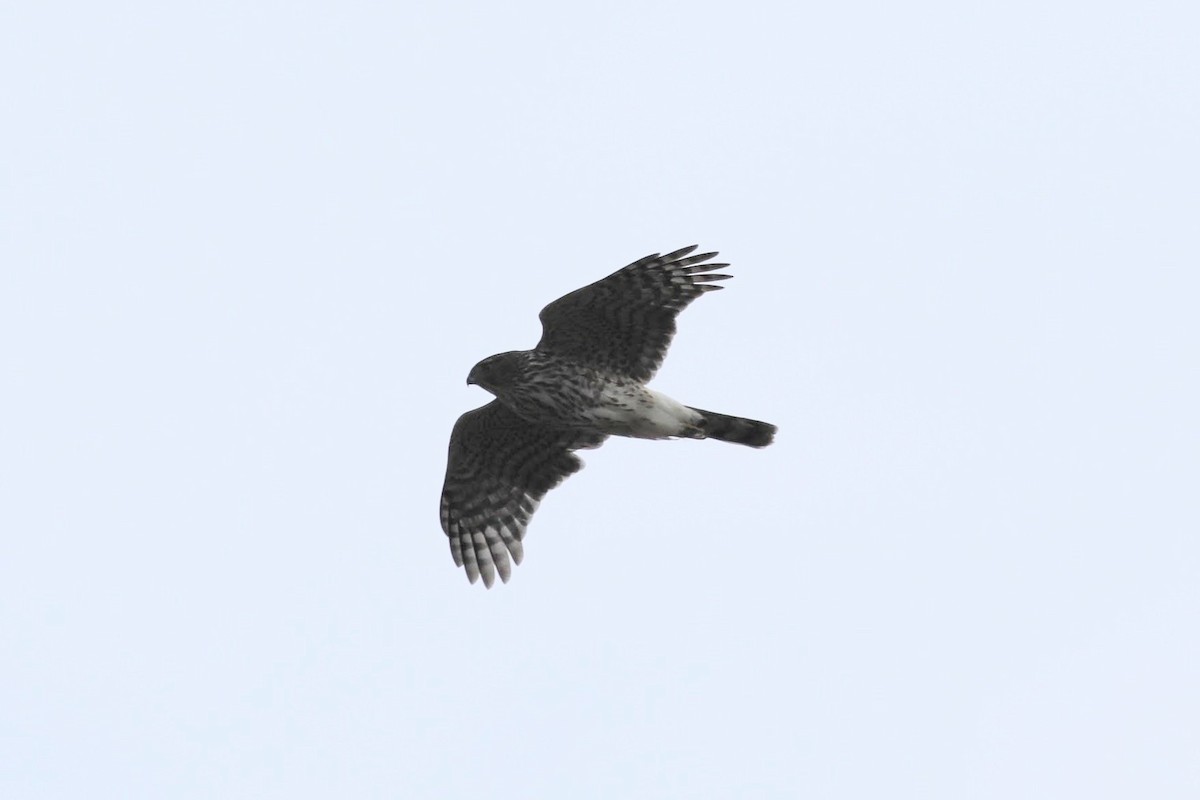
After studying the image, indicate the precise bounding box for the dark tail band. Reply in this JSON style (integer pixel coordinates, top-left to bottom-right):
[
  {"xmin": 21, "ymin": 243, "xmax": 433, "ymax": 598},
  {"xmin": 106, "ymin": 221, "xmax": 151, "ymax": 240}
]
[{"xmin": 688, "ymin": 407, "xmax": 777, "ymax": 448}]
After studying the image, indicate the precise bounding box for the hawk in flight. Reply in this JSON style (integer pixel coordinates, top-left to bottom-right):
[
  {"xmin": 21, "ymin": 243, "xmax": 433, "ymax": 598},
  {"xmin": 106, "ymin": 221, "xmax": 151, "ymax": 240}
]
[{"xmin": 440, "ymin": 245, "xmax": 776, "ymax": 587}]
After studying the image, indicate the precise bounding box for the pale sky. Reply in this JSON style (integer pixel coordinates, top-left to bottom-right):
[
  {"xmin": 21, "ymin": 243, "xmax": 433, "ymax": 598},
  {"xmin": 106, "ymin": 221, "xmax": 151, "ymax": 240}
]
[{"xmin": 3, "ymin": 2, "xmax": 1197, "ymax": 798}]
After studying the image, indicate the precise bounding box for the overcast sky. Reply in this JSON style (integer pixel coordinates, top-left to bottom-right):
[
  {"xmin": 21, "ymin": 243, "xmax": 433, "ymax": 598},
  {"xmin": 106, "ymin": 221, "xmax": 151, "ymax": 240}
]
[{"xmin": 3, "ymin": 2, "xmax": 1197, "ymax": 798}]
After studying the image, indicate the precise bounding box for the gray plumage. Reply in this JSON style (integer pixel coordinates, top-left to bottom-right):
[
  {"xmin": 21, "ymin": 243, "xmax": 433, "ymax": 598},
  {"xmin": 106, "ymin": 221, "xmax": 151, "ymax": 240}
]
[{"xmin": 440, "ymin": 245, "xmax": 777, "ymax": 587}]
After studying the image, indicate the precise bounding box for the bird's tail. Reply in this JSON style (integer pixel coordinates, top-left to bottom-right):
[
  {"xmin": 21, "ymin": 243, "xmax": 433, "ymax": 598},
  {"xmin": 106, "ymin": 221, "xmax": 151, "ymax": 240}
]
[{"xmin": 687, "ymin": 407, "xmax": 777, "ymax": 448}]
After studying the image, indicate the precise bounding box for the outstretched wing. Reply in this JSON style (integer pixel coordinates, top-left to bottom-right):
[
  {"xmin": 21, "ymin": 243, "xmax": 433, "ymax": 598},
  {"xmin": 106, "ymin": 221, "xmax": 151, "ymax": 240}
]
[
  {"xmin": 535, "ymin": 245, "xmax": 731, "ymax": 383},
  {"xmin": 440, "ymin": 401, "xmax": 607, "ymax": 587}
]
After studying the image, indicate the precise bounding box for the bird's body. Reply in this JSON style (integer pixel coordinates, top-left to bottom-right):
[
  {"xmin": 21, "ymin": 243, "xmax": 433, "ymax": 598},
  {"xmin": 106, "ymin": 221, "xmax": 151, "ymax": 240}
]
[
  {"xmin": 440, "ymin": 245, "xmax": 777, "ymax": 587},
  {"xmin": 469, "ymin": 350, "xmax": 702, "ymax": 440}
]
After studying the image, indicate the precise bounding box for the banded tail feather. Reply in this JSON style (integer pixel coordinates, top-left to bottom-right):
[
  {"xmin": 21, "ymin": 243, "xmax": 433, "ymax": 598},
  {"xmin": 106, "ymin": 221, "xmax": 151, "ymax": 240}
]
[{"xmin": 688, "ymin": 407, "xmax": 776, "ymax": 448}]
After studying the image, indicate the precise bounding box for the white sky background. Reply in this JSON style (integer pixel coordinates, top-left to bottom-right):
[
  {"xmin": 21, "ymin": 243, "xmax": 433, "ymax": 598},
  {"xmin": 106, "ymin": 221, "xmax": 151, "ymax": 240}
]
[{"xmin": 2, "ymin": 1, "xmax": 1197, "ymax": 797}]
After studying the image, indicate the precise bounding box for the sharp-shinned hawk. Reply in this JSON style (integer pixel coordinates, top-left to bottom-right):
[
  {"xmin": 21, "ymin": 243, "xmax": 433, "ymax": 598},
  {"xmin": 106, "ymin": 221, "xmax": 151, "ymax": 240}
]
[{"xmin": 440, "ymin": 245, "xmax": 776, "ymax": 587}]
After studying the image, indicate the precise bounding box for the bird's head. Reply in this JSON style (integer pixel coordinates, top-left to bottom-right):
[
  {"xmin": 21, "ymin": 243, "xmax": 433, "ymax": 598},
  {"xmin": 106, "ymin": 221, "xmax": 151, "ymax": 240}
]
[{"xmin": 467, "ymin": 351, "xmax": 525, "ymax": 394}]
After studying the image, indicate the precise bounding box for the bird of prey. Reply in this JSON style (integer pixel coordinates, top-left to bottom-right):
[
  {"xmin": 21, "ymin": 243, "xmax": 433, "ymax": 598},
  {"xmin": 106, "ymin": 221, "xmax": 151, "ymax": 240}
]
[{"xmin": 439, "ymin": 245, "xmax": 776, "ymax": 587}]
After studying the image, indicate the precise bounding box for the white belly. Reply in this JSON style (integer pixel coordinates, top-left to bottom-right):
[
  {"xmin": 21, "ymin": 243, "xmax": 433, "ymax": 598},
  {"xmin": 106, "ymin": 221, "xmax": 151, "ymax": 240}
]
[{"xmin": 586, "ymin": 385, "xmax": 702, "ymax": 439}]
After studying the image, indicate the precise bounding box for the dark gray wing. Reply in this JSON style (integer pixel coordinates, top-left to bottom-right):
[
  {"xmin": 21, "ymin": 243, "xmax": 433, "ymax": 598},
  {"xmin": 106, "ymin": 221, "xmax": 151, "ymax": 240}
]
[
  {"xmin": 535, "ymin": 245, "xmax": 731, "ymax": 383},
  {"xmin": 439, "ymin": 401, "xmax": 607, "ymax": 587}
]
